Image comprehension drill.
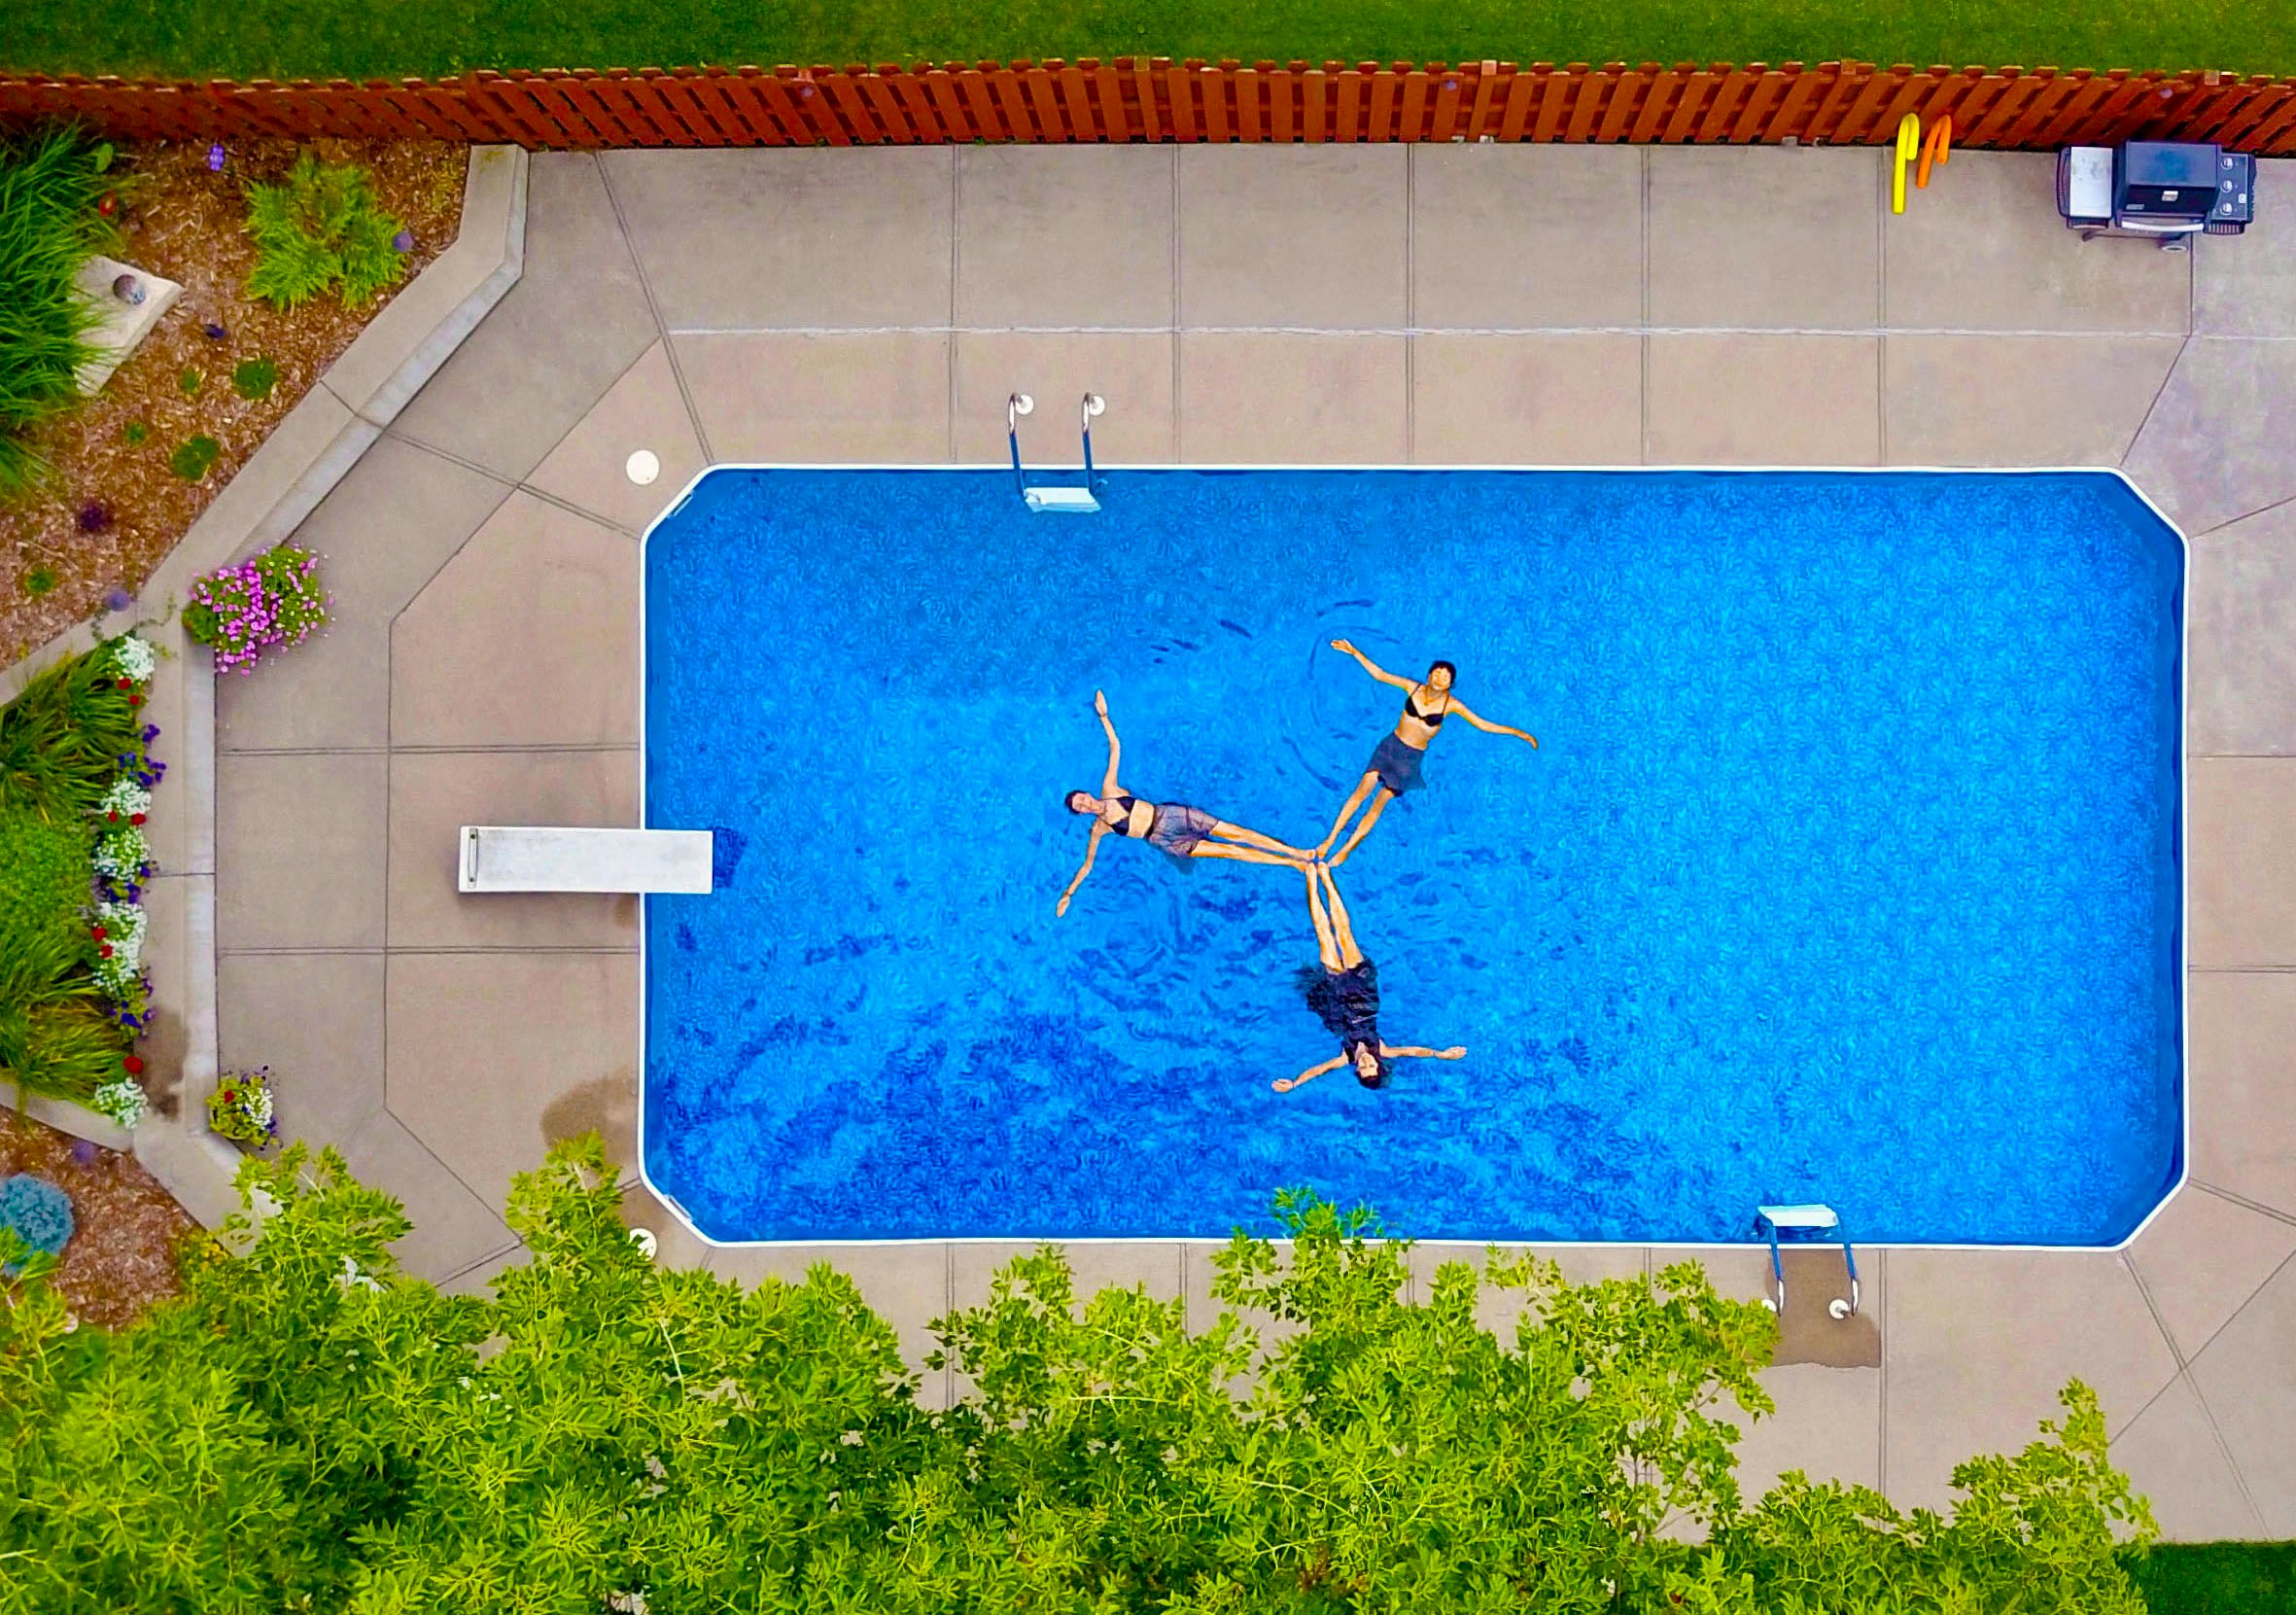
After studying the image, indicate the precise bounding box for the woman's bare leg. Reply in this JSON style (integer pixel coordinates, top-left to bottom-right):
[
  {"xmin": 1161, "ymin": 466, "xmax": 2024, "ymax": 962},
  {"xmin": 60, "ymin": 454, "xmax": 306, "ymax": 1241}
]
[
  {"xmin": 1316, "ymin": 863, "xmax": 1367, "ymax": 968},
  {"xmin": 1327, "ymin": 789, "xmax": 1395, "ymax": 868},
  {"xmin": 1305, "ymin": 864, "xmax": 1342, "ymax": 970},
  {"xmin": 1208, "ymin": 819, "xmax": 1309, "ymax": 859},
  {"xmin": 1314, "ymin": 773, "xmax": 1380, "ymax": 859},
  {"xmin": 1190, "ymin": 842, "xmax": 1309, "ymax": 868}
]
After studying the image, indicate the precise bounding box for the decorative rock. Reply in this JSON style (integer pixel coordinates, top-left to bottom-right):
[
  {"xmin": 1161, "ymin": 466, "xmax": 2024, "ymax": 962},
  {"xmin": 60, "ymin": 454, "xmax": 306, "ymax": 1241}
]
[
  {"xmin": 72, "ymin": 256, "xmax": 183, "ymax": 396},
  {"xmin": 111, "ymin": 272, "xmax": 144, "ymax": 305},
  {"xmin": 203, "ymin": 322, "xmax": 227, "ymax": 341},
  {"xmin": 104, "ymin": 587, "xmax": 134, "ymax": 613},
  {"xmin": 78, "ymin": 501, "xmax": 113, "ymax": 534}
]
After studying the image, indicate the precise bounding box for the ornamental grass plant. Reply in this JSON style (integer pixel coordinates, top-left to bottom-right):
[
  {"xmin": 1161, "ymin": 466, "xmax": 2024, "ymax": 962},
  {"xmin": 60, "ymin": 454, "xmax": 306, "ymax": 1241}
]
[{"xmin": 0, "ymin": 125, "xmax": 118, "ymax": 501}]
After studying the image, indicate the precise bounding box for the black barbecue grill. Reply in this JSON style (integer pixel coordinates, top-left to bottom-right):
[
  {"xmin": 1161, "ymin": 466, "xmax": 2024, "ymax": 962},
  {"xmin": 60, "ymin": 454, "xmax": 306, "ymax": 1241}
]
[{"xmin": 2057, "ymin": 140, "xmax": 2256, "ymax": 248}]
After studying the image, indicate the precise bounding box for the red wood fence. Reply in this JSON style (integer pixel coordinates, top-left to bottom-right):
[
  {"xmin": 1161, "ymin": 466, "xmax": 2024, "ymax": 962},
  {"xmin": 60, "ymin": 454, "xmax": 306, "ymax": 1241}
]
[{"xmin": 5, "ymin": 60, "xmax": 2295, "ymax": 154}]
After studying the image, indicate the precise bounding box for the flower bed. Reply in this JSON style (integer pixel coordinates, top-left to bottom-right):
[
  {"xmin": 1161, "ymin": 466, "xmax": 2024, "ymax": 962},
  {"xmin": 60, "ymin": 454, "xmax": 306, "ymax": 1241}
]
[
  {"xmin": 0, "ymin": 136, "xmax": 464, "ymax": 663},
  {"xmin": 0, "ymin": 631, "xmax": 164, "ymax": 1118}
]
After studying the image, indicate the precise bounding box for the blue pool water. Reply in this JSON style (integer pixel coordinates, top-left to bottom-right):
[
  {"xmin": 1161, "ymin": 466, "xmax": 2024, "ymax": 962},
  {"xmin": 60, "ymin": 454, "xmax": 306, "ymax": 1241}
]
[{"xmin": 642, "ymin": 470, "xmax": 2182, "ymax": 1247}]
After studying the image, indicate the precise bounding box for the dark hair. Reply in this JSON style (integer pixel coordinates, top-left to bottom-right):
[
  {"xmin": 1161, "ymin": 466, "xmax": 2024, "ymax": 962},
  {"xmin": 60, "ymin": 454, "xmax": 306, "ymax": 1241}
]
[
  {"xmin": 1064, "ymin": 790, "xmax": 1092, "ymax": 814},
  {"xmin": 1349, "ymin": 1040, "xmax": 1391, "ymax": 1088},
  {"xmin": 1428, "ymin": 659, "xmax": 1457, "ymax": 683}
]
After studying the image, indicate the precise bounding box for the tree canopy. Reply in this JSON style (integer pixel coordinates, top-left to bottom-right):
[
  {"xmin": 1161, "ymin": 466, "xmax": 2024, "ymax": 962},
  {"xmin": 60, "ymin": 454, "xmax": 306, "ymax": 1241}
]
[{"xmin": 0, "ymin": 1140, "xmax": 2155, "ymax": 1613}]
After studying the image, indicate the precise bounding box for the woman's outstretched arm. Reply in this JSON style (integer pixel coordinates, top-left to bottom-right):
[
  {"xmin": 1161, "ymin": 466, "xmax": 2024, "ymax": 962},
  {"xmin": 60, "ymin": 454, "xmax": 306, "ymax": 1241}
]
[
  {"xmin": 1446, "ymin": 698, "xmax": 1537, "ymax": 748},
  {"xmin": 1329, "ymin": 638, "xmax": 1411, "ymax": 689},
  {"xmin": 1273, "ymin": 1054, "xmax": 1348, "ymax": 1093},
  {"xmin": 1095, "ymin": 689, "xmax": 1124, "ymax": 792},
  {"xmin": 1379, "ymin": 1044, "xmax": 1468, "ymax": 1061},
  {"xmin": 1056, "ymin": 822, "xmax": 1109, "ymax": 917}
]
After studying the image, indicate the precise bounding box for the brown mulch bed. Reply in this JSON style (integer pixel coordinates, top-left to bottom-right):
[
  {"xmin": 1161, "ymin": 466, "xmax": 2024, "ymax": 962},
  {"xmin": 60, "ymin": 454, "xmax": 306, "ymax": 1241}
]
[
  {"xmin": 1, "ymin": 136, "xmax": 468, "ymax": 664},
  {"xmin": 0, "ymin": 1110, "xmax": 207, "ymax": 1329}
]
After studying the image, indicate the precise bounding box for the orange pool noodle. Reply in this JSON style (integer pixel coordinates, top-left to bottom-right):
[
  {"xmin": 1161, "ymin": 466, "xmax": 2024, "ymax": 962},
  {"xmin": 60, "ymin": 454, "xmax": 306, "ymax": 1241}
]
[{"xmin": 1917, "ymin": 117, "xmax": 1954, "ymax": 188}]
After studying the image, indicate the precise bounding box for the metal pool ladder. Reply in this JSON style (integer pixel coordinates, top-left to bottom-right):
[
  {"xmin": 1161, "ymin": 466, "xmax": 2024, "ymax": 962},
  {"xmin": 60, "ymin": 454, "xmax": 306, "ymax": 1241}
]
[
  {"xmin": 1008, "ymin": 391, "xmax": 1105, "ymax": 513},
  {"xmin": 1756, "ymin": 1203, "xmax": 1861, "ymax": 1319}
]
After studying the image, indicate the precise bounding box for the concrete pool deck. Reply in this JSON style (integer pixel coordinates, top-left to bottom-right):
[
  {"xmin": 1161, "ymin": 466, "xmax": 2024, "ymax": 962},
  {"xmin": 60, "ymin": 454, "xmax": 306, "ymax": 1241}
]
[{"xmin": 214, "ymin": 144, "xmax": 2296, "ymax": 1536}]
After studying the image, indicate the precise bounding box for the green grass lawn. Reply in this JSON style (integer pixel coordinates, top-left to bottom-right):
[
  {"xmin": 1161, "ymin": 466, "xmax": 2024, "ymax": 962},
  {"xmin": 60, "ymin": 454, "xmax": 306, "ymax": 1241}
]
[
  {"xmin": 3, "ymin": 0, "xmax": 2293, "ymax": 83},
  {"xmin": 2127, "ymin": 1543, "xmax": 2296, "ymax": 1615}
]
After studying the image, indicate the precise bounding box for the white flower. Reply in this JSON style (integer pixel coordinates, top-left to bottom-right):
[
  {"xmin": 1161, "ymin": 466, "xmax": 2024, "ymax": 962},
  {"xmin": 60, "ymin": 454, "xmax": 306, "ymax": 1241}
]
[
  {"xmin": 92, "ymin": 825, "xmax": 152, "ymax": 880},
  {"xmin": 240, "ymin": 1080, "xmax": 275, "ymax": 1130},
  {"xmin": 99, "ymin": 779, "xmax": 154, "ymax": 818},
  {"xmin": 109, "ymin": 635, "xmax": 157, "ymax": 684},
  {"xmin": 91, "ymin": 1078, "xmax": 148, "ymax": 1130}
]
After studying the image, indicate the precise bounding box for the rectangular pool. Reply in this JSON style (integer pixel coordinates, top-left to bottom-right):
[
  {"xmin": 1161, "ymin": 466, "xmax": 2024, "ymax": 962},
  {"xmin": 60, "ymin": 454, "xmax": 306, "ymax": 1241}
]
[{"xmin": 641, "ymin": 469, "xmax": 2183, "ymax": 1248}]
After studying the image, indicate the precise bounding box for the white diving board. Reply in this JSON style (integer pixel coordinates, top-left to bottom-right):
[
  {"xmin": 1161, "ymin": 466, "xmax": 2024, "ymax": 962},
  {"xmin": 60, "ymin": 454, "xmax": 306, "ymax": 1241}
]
[{"xmin": 458, "ymin": 826, "xmax": 714, "ymax": 895}]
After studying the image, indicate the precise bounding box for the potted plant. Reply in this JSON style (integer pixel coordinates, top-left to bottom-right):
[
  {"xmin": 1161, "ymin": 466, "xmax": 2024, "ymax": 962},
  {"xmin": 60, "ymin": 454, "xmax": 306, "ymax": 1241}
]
[{"xmin": 206, "ymin": 1067, "xmax": 279, "ymax": 1150}]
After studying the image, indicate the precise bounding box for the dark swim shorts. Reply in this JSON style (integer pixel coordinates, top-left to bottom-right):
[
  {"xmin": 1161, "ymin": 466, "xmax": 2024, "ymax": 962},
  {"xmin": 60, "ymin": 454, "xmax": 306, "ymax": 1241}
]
[
  {"xmin": 1146, "ymin": 801, "xmax": 1220, "ymax": 857},
  {"xmin": 1366, "ymin": 732, "xmax": 1428, "ymax": 795}
]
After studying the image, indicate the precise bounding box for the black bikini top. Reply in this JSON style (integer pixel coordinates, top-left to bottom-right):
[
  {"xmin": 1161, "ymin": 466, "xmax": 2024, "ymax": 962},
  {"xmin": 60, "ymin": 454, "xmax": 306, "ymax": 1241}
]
[
  {"xmin": 1107, "ymin": 795, "xmax": 1144, "ymax": 834},
  {"xmin": 1406, "ymin": 688, "xmax": 1449, "ymax": 728}
]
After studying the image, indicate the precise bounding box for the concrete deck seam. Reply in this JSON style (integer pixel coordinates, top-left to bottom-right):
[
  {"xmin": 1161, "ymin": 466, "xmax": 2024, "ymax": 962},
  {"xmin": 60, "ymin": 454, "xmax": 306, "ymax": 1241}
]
[
  {"xmin": 2189, "ymin": 484, "xmax": 2296, "ymax": 539},
  {"xmin": 1875, "ymin": 1246, "xmax": 1888, "ymax": 1495},
  {"xmin": 594, "ymin": 154, "xmax": 718, "ymax": 466},
  {"xmin": 2186, "ymin": 1367, "xmax": 2275, "ymax": 1536},
  {"xmin": 658, "ymin": 322, "xmax": 2204, "ymax": 340},
  {"xmin": 2122, "ymin": 1248, "xmax": 2190, "ymax": 1371},
  {"xmin": 947, "ymin": 150, "xmax": 959, "ymax": 465},
  {"xmin": 1171, "ymin": 147, "xmax": 1184, "ymax": 462},
  {"xmin": 1639, "ymin": 147, "xmax": 1651, "ymax": 464},
  {"xmin": 239, "ymin": 944, "xmax": 639, "ymax": 957},
  {"xmin": 2118, "ymin": 333, "xmax": 2193, "ymax": 466},
  {"xmin": 1404, "ymin": 145, "xmax": 1415, "ymax": 465},
  {"xmin": 1875, "ymin": 155, "xmax": 1889, "ymax": 463},
  {"xmin": 224, "ymin": 742, "xmax": 640, "ymax": 756},
  {"xmin": 436, "ymin": 1238, "xmax": 527, "ymax": 1286},
  {"xmin": 2193, "ymin": 1179, "xmax": 2296, "ymax": 1226},
  {"xmin": 371, "ymin": 1052, "xmax": 511, "ymax": 1231}
]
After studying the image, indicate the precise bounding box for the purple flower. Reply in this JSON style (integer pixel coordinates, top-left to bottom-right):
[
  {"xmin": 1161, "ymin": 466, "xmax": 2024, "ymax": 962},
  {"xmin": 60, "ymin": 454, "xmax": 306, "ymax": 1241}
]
[
  {"xmin": 79, "ymin": 501, "xmax": 113, "ymax": 533},
  {"xmin": 207, "ymin": 143, "xmax": 225, "ymax": 171},
  {"xmin": 203, "ymin": 322, "xmax": 227, "ymax": 340},
  {"xmin": 106, "ymin": 587, "xmax": 134, "ymax": 613}
]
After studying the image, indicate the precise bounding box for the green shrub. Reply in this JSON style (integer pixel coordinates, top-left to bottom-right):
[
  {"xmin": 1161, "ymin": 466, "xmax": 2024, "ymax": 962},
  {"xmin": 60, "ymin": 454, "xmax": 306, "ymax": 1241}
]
[
  {"xmin": 0, "ymin": 125, "xmax": 121, "ymax": 502},
  {"xmin": 177, "ymin": 365, "xmax": 201, "ymax": 397},
  {"xmin": 20, "ymin": 563, "xmax": 57, "ymax": 596},
  {"xmin": 168, "ymin": 434, "xmax": 220, "ymax": 480},
  {"xmin": 122, "ymin": 419, "xmax": 146, "ymax": 446},
  {"xmin": 231, "ymin": 356, "xmax": 279, "ymax": 400},
  {"xmin": 0, "ymin": 808, "xmax": 91, "ymax": 954},
  {"xmin": 0, "ymin": 1149, "xmax": 2158, "ymax": 1612},
  {"xmin": 243, "ymin": 152, "xmax": 405, "ymax": 309}
]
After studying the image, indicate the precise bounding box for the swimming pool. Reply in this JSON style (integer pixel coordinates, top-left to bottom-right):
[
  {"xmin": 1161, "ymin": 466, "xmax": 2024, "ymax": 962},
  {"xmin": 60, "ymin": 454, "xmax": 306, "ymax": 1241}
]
[{"xmin": 640, "ymin": 468, "xmax": 2183, "ymax": 1248}]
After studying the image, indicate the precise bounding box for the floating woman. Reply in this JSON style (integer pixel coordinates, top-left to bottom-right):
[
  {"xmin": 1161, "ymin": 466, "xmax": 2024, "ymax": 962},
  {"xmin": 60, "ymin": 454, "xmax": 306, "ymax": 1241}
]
[
  {"xmin": 1275, "ymin": 861, "xmax": 1464, "ymax": 1092},
  {"xmin": 1057, "ymin": 689, "xmax": 1312, "ymax": 917},
  {"xmin": 1313, "ymin": 640, "xmax": 1538, "ymax": 867}
]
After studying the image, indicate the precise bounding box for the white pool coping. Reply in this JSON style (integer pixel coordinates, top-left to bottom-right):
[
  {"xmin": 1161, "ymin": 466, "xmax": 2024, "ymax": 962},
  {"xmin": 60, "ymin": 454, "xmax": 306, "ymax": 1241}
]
[{"xmin": 634, "ymin": 463, "xmax": 2189, "ymax": 1256}]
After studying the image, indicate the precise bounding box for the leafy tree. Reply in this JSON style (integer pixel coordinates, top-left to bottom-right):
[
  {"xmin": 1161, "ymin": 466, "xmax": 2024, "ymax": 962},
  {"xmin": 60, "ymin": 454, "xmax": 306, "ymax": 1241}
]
[{"xmin": 0, "ymin": 1141, "xmax": 2155, "ymax": 1614}]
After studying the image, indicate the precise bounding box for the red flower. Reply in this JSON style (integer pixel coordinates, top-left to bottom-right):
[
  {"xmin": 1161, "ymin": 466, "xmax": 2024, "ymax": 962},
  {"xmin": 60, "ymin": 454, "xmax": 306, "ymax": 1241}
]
[
  {"xmin": 91, "ymin": 925, "xmax": 107, "ymax": 939},
  {"xmin": 128, "ymin": 693, "xmax": 143, "ymax": 708},
  {"xmin": 99, "ymin": 945, "xmax": 114, "ymax": 959},
  {"xmin": 130, "ymin": 813, "xmax": 146, "ymax": 825},
  {"xmin": 123, "ymin": 1055, "xmax": 145, "ymax": 1074},
  {"xmin": 116, "ymin": 677, "xmax": 131, "ymax": 689}
]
